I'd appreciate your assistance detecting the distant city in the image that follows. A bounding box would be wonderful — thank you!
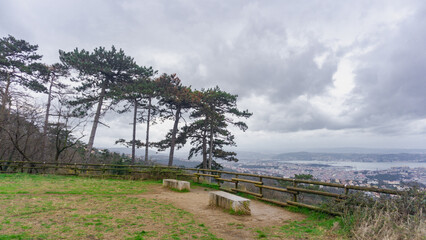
[108,147,426,190]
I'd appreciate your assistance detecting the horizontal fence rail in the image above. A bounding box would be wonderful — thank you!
[0,160,407,215]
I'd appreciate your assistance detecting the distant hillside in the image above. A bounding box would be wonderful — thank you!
[234,151,276,160]
[105,147,200,168]
[105,147,426,165]
[273,152,426,162]
[106,147,163,158]
[293,147,426,154]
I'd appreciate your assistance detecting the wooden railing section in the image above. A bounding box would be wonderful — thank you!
[188,168,405,215]
[0,160,405,215]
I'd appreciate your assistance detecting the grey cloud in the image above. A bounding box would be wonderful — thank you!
[1,0,426,149]
[348,5,426,132]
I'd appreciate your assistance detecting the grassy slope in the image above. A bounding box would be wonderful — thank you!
[0,174,219,240]
[0,174,348,240]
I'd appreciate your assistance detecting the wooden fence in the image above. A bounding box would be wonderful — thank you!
[0,160,405,215]
[0,160,184,179]
[186,168,404,215]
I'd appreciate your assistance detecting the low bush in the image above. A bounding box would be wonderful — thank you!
[326,188,425,240]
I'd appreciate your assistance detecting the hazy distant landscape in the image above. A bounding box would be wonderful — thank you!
[107,147,426,185]
[107,147,426,165]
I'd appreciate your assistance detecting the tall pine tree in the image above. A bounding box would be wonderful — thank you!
[59,46,154,162]
[184,87,252,169]
[0,35,46,123]
[155,73,199,166]
[114,76,160,164]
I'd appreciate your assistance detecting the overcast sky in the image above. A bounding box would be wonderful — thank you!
[1,0,425,153]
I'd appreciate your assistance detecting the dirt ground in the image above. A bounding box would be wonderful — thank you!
[142,184,306,240]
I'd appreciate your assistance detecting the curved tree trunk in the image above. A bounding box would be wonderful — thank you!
[85,85,106,163]
[168,107,181,166]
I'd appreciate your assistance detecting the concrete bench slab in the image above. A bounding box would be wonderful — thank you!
[209,191,251,215]
[162,179,190,191]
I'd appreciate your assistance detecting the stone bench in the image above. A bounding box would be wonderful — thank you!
[162,179,190,191]
[209,191,251,215]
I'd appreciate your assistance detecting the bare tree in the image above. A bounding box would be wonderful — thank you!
[48,96,85,164]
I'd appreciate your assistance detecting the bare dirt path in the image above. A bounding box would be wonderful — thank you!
[141,184,306,240]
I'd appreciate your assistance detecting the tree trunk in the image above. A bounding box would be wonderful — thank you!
[168,106,181,166]
[202,130,207,169]
[144,97,151,162]
[208,127,213,169]
[42,77,54,162]
[0,72,11,125]
[85,85,106,163]
[131,100,137,164]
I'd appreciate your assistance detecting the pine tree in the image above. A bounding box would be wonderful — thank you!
[155,73,199,166]
[113,76,159,164]
[59,46,154,163]
[0,35,46,122]
[184,87,252,169]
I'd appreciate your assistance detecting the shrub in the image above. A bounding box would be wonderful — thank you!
[326,188,425,240]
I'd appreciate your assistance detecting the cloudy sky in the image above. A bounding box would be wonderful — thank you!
[1,0,425,153]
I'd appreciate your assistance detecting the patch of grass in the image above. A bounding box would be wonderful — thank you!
[169,188,190,193]
[0,233,30,240]
[0,173,156,195]
[279,206,347,239]
[191,181,220,190]
[0,173,219,240]
[129,230,158,239]
[256,230,267,238]
[226,208,248,216]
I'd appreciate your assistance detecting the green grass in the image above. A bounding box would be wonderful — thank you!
[245,207,347,239]
[1,174,352,239]
[190,181,220,190]
[0,173,220,240]
[0,173,162,195]
[256,230,267,238]
[169,187,190,193]
[278,206,347,239]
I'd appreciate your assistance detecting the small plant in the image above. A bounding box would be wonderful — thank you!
[169,187,190,193]
[191,181,220,190]
[226,208,249,216]
[256,230,267,238]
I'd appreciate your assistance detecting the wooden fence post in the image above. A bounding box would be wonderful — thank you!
[293,179,298,202]
[343,184,349,203]
[43,162,46,175]
[74,163,77,176]
[196,169,200,183]
[235,174,239,189]
[259,177,263,197]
